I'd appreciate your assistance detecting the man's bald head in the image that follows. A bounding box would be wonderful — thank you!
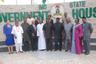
[31,18,35,24]
[66,17,71,23]
[64,12,68,18]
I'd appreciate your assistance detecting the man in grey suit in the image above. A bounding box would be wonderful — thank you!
[82,17,93,55]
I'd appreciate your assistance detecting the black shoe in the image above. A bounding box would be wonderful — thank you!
[40,49,45,51]
[84,52,90,55]
[59,49,62,51]
[32,50,35,51]
[19,51,24,53]
[54,49,58,51]
[50,49,53,51]
[65,50,68,52]
[47,49,49,51]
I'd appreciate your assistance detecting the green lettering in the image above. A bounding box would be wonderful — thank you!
[86,8,92,18]
[0,13,2,23]
[14,12,20,21]
[8,13,14,22]
[79,8,85,18]
[1,13,8,22]
[93,7,96,18]
[72,9,78,19]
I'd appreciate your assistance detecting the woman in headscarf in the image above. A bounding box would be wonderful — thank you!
[71,19,83,54]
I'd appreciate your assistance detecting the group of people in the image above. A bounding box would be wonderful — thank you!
[3,14,93,55]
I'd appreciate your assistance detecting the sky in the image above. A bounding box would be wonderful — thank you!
[0,0,84,5]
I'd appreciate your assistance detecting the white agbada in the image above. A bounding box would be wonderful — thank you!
[11,25,24,52]
[37,23,46,50]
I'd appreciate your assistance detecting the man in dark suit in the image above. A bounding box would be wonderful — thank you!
[21,19,30,51]
[43,15,53,51]
[53,17,63,51]
[27,19,38,51]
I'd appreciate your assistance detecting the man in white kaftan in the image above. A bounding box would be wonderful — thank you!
[37,22,46,50]
[11,21,24,53]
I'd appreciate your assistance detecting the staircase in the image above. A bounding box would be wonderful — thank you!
[0,38,96,52]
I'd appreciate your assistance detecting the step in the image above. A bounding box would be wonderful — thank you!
[0,43,95,52]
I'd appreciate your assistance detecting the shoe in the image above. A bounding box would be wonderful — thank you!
[54,49,57,51]
[10,52,14,54]
[20,51,24,53]
[40,49,45,51]
[16,52,19,54]
[59,49,62,51]
[84,52,90,55]
[47,49,49,51]
[65,50,68,52]
[8,52,11,54]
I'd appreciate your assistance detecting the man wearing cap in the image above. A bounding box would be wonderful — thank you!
[11,21,24,53]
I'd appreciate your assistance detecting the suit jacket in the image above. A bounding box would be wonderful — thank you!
[53,22,63,39]
[21,23,30,42]
[43,22,53,39]
[27,25,36,39]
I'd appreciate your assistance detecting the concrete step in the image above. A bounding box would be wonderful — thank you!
[0,43,95,52]
[0,38,96,52]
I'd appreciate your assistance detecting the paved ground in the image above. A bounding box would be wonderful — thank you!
[0,50,96,64]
